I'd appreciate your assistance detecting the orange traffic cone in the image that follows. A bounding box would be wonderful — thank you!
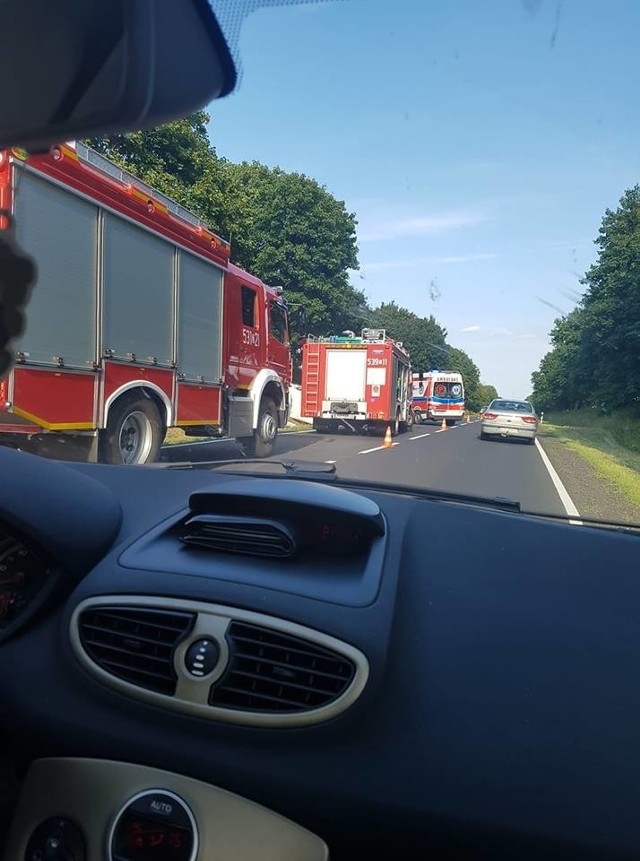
[441,417,447,430]
[466,413,471,423]
[383,426,393,448]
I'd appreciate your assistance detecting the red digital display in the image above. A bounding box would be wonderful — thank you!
[113,812,192,860]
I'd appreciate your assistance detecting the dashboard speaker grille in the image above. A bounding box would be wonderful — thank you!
[78,607,195,695]
[210,621,356,713]
[181,515,296,558]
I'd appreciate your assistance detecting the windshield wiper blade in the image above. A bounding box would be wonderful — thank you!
[149,458,338,481]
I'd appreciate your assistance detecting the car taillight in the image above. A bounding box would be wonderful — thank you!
[521,416,537,424]
[483,412,498,420]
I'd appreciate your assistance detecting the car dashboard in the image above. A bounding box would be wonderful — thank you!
[0,445,639,859]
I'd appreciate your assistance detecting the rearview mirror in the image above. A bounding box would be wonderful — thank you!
[0,0,236,151]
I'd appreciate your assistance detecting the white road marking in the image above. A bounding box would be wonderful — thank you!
[358,443,398,454]
[534,438,582,524]
[409,432,431,440]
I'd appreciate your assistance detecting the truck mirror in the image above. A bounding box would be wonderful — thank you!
[291,306,306,335]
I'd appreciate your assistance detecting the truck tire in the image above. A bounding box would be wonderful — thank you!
[244,396,278,458]
[413,410,422,425]
[446,418,456,427]
[400,410,413,433]
[99,395,164,465]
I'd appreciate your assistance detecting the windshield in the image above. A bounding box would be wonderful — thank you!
[431,382,464,401]
[3,0,640,528]
[490,401,534,414]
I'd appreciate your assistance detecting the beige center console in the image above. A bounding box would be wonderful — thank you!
[6,758,328,860]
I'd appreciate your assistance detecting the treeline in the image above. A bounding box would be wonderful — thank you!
[89,111,493,410]
[531,186,640,415]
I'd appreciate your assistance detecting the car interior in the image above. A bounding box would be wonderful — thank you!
[2,3,640,861]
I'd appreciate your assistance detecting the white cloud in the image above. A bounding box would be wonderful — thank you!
[461,325,481,333]
[360,252,497,272]
[358,211,486,242]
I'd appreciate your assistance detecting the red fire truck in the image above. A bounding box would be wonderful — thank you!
[301,329,412,435]
[0,143,293,464]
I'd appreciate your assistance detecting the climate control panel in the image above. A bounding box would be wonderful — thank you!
[5,759,328,861]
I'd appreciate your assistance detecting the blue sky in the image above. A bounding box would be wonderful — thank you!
[209,0,640,396]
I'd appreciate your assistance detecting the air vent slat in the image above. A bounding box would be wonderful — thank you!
[85,610,189,633]
[78,607,195,695]
[231,632,348,666]
[230,668,341,698]
[80,639,172,665]
[181,515,296,559]
[210,621,356,714]
[96,658,178,684]
[80,623,178,649]
[234,653,350,683]
[214,684,319,711]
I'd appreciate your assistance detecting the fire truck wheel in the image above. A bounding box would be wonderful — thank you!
[99,396,164,465]
[245,396,278,458]
[413,410,422,425]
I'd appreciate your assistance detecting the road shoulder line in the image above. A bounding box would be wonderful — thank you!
[535,437,581,522]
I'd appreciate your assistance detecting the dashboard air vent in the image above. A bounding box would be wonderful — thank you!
[78,607,195,695]
[210,621,356,713]
[181,515,296,558]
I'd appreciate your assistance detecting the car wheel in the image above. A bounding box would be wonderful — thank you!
[99,394,164,465]
[480,431,489,441]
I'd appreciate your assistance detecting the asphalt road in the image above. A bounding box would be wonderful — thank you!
[160,420,570,517]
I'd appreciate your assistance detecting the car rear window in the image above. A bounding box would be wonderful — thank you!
[490,400,533,413]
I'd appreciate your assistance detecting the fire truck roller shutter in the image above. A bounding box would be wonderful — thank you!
[102,213,175,368]
[13,168,98,369]
[176,250,223,383]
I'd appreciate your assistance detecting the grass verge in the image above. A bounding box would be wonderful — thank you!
[163,428,208,445]
[163,419,312,446]
[542,410,640,509]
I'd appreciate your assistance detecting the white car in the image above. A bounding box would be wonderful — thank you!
[480,399,539,444]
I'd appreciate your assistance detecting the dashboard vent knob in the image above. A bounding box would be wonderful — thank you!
[210,621,356,713]
[180,515,296,558]
[78,607,195,695]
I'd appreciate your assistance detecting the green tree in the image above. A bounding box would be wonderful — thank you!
[368,302,448,371]
[220,160,363,334]
[476,383,499,407]
[532,186,640,416]
[579,186,640,412]
[447,346,481,411]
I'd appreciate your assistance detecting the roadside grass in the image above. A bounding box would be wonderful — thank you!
[542,409,640,509]
[163,428,208,445]
[280,418,313,433]
[163,418,312,446]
